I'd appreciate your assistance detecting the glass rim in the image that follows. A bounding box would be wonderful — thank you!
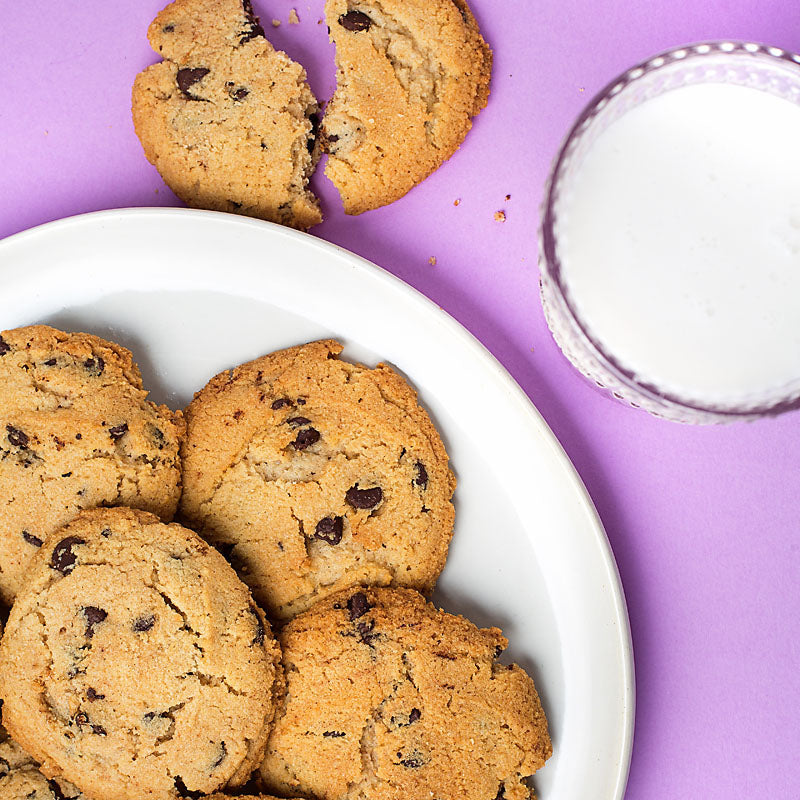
[539,40,800,420]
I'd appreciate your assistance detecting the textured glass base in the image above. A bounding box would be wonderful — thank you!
[539,42,800,424]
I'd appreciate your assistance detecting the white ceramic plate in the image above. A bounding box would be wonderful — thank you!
[0,209,633,800]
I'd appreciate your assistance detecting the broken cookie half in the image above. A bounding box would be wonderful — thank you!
[132,0,322,230]
[322,0,492,214]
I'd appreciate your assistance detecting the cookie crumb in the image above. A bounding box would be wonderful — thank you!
[429,256,437,266]
[453,198,461,206]
[505,194,511,201]
[579,87,585,93]
[494,211,506,223]
[271,18,281,27]
[289,8,300,23]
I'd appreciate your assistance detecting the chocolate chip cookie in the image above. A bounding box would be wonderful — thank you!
[259,587,552,800]
[0,729,85,800]
[133,0,322,230]
[0,507,282,800]
[323,0,492,213]
[179,340,455,621]
[0,325,184,609]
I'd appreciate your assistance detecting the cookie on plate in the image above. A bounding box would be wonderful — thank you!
[0,730,86,800]
[322,0,492,214]
[259,587,552,800]
[133,0,322,230]
[179,340,456,621]
[0,507,282,800]
[0,325,183,609]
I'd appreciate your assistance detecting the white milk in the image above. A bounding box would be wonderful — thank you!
[555,82,800,406]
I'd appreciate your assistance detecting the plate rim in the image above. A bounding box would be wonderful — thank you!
[0,207,635,799]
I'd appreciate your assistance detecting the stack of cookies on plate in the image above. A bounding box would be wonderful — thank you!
[0,325,552,800]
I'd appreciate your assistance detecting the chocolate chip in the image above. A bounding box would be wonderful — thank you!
[211,741,227,769]
[148,424,165,449]
[73,711,89,727]
[163,23,175,32]
[133,614,155,632]
[339,10,372,31]
[228,84,249,101]
[414,461,428,488]
[82,606,108,638]
[286,416,311,427]
[356,619,377,645]
[308,113,320,154]
[0,757,9,777]
[44,358,57,366]
[101,528,112,538]
[22,530,43,547]
[75,433,82,439]
[292,427,320,450]
[409,707,421,723]
[239,1,266,43]
[176,67,210,99]
[0,336,9,355]
[47,779,68,800]
[250,606,265,646]
[271,398,293,410]
[399,752,425,768]
[87,687,105,701]
[50,536,85,575]
[347,592,370,620]
[6,425,29,448]
[314,516,344,545]
[345,485,382,509]
[296,397,306,405]
[494,644,504,658]
[239,20,265,42]
[174,777,203,800]
[83,357,104,376]
[495,785,505,800]
[91,724,107,736]
[108,423,128,441]
[323,730,346,737]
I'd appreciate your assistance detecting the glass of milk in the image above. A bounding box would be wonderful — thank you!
[539,42,800,423]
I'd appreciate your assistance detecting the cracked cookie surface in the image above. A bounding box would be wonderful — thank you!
[0,507,282,800]
[179,340,455,622]
[133,0,322,230]
[0,727,85,800]
[259,587,552,800]
[323,0,492,214]
[0,325,184,609]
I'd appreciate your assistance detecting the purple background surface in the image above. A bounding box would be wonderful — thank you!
[2,1,800,797]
